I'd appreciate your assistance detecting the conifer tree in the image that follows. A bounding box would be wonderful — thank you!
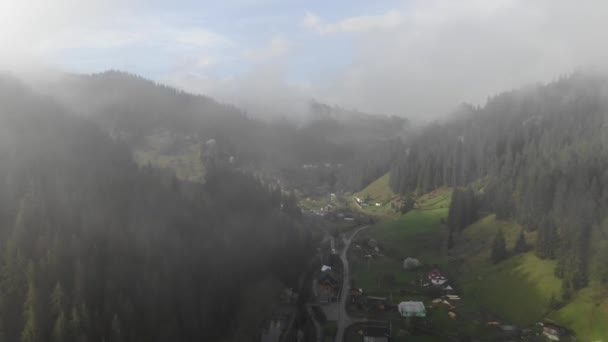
[21,263,40,342]
[514,229,527,254]
[491,228,507,263]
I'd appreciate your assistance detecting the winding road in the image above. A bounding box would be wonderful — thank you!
[335,225,369,342]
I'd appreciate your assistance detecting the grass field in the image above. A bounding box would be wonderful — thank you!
[550,283,608,341]
[447,215,560,325]
[355,172,395,202]
[133,133,205,182]
[453,214,532,271]
[461,252,561,325]
[323,321,337,342]
[353,172,401,216]
[367,189,451,264]
[350,257,423,296]
[348,174,608,340]
[350,189,451,298]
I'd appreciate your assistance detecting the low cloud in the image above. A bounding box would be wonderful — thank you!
[6,0,608,123]
[303,10,404,34]
[243,37,289,61]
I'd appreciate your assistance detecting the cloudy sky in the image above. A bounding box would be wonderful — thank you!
[2,0,608,120]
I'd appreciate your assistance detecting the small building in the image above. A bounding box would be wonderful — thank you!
[403,257,422,270]
[350,288,363,296]
[350,288,364,304]
[428,269,448,285]
[318,272,339,302]
[499,325,521,339]
[398,301,426,317]
[362,325,390,342]
[542,322,567,341]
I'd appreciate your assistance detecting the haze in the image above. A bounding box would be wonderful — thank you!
[2,0,608,119]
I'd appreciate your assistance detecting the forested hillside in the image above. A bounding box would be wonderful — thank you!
[389,73,608,300]
[0,76,311,342]
[39,71,406,192]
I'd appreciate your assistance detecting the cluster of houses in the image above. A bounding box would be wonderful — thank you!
[353,196,382,208]
[317,265,339,304]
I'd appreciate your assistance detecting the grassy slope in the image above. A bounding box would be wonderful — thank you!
[133,134,205,182]
[454,215,562,325]
[353,172,400,216]
[550,284,608,340]
[456,217,608,340]
[355,172,395,202]
[353,172,608,339]
[351,189,451,296]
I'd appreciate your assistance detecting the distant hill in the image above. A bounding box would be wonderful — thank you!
[0,75,316,342]
[33,71,406,191]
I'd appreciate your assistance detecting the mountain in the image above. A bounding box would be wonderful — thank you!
[385,72,608,339]
[35,71,407,192]
[0,75,312,342]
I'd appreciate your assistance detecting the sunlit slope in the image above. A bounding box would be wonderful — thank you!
[358,183,608,340]
[550,285,608,341]
[355,172,395,202]
[132,132,205,182]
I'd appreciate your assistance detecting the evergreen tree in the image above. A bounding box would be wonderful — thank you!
[21,263,40,342]
[491,229,507,263]
[400,195,415,214]
[111,314,123,342]
[51,311,67,342]
[50,283,64,317]
[447,231,455,250]
[447,189,463,232]
[536,218,558,259]
[513,229,528,254]
[0,318,6,342]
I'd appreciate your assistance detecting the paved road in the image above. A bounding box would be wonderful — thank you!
[335,225,369,342]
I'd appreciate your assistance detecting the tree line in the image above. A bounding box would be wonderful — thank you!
[0,77,312,342]
[389,73,608,299]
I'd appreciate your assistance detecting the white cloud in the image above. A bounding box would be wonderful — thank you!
[185,0,608,121]
[243,37,289,60]
[303,0,608,120]
[195,56,215,68]
[173,28,228,48]
[303,9,404,34]
[0,0,229,71]
[7,0,608,123]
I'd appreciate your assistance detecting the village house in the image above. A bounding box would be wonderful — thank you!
[542,321,567,341]
[350,288,363,304]
[361,325,390,342]
[403,257,422,270]
[318,272,339,303]
[398,301,426,317]
[428,269,448,286]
